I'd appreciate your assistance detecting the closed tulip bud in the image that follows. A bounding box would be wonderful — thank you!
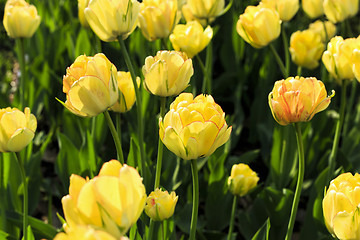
[159,93,232,160]
[302,0,324,19]
[78,0,90,28]
[84,0,140,42]
[308,20,336,43]
[169,21,213,58]
[3,0,41,38]
[61,53,118,117]
[289,30,325,69]
[142,51,193,97]
[236,5,281,48]
[145,188,178,221]
[228,164,259,197]
[323,173,360,240]
[186,0,225,22]
[62,160,146,238]
[110,71,140,113]
[322,36,359,82]
[268,76,334,126]
[323,0,359,23]
[54,225,119,240]
[181,4,208,27]
[138,0,180,41]
[260,0,299,21]
[0,107,36,152]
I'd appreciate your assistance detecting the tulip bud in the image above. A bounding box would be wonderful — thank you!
[142,51,193,97]
[268,76,334,126]
[236,5,281,48]
[289,30,324,69]
[185,0,225,22]
[145,188,178,221]
[109,71,140,113]
[323,0,359,23]
[159,93,232,160]
[323,173,360,240]
[60,53,118,117]
[84,0,140,41]
[3,0,41,38]
[78,0,90,28]
[302,0,324,19]
[169,21,213,58]
[308,20,336,43]
[260,0,299,22]
[228,164,259,197]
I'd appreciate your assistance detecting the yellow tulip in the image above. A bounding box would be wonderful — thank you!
[323,0,359,23]
[289,30,325,69]
[322,36,359,82]
[308,20,337,43]
[78,0,90,27]
[145,188,178,221]
[142,51,193,97]
[323,172,360,240]
[84,0,140,41]
[260,0,299,21]
[54,225,119,240]
[181,4,208,27]
[159,93,232,160]
[236,5,281,48]
[138,0,180,41]
[62,160,146,238]
[61,53,118,117]
[169,21,213,58]
[228,163,259,197]
[302,0,324,19]
[3,0,41,38]
[185,0,225,22]
[0,107,36,153]
[109,71,140,113]
[352,47,360,83]
[268,76,334,126]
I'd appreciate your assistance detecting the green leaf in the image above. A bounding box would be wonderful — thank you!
[21,226,34,240]
[251,219,270,240]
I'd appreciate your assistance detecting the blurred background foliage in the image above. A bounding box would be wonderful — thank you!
[0,0,360,239]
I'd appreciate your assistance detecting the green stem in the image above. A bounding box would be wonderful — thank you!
[281,25,290,78]
[269,43,287,79]
[204,42,213,94]
[327,80,347,183]
[189,159,199,240]
[162,221,166,240]
[285,123,305,240]
[0,154,5,231]
[103,111,124,164]
[227,195,237,240]
[297,66,302,77]
[154,97,166,189]
[118,37,147,185]
[342,80,356,137]
[16,38,26,109]
[14,152,28,240]
[148,219,155,240]
[195,55,206,94]
[161,38,168,50]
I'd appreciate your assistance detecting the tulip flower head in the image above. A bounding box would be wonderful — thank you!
[61,53,118,117]
[302,0,324,19]
[308,20,336,43]
[169,21,213,58]
[109,71,140,113]
[54,225,119,240]
[323,0,359,23]
[181,4,208,27]
[323,172,360,240]
[159,93,232,160]
[352,47,360,83]
[260,0,299,22]
[78,0,90,27]
[84,0,140,41]
[185,0,225,23]
[145,188,178,221]
[228,163,259,197]
[0,107,36,153]
[61,160,146,239]
[236,5,281,48]
[3,0,41,38]
[268,76,334,126]
[142,51,194,97]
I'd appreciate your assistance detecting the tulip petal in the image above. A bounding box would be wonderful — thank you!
[7,128,34,152]
[99,160,122,177]
[69,174,87,203]
[333,209,360,240]
[162,127,188,159]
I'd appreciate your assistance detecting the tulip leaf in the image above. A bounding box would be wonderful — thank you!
[21,226,35,240]
[251,219,270,240]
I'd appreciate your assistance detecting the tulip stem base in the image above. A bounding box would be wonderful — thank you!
[227,195,237,240]
[104,111,124,164]
[189,159,199,240]
[285,123,305,240]
[154,97,166,190]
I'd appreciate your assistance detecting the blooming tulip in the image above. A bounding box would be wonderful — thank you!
[323,172,360,240]
[181,4,208,27]
[3,0,41,38]
[289,30,324,69]
[110,71,140,113]
[54,225,119,240]
[236,5,281,48]
[260,0,299,21]
[302,0,324,19]
[84,0,140,41]
[308,20,336,43]
[323,0,359,23]
[78,0,90,27]
[61,53,118,117]
[159,93,232,160]
[145,188,178,221]
[142,51,193,97]
[268,76,334,126]
[185,0,225,22]
[138,0,180,41]
[61,160,146,238]
[169,21,213,58]
[228,164,259,197]
[0,107,36,152]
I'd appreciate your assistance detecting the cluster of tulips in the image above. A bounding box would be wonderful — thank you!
[2,0,360,239]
